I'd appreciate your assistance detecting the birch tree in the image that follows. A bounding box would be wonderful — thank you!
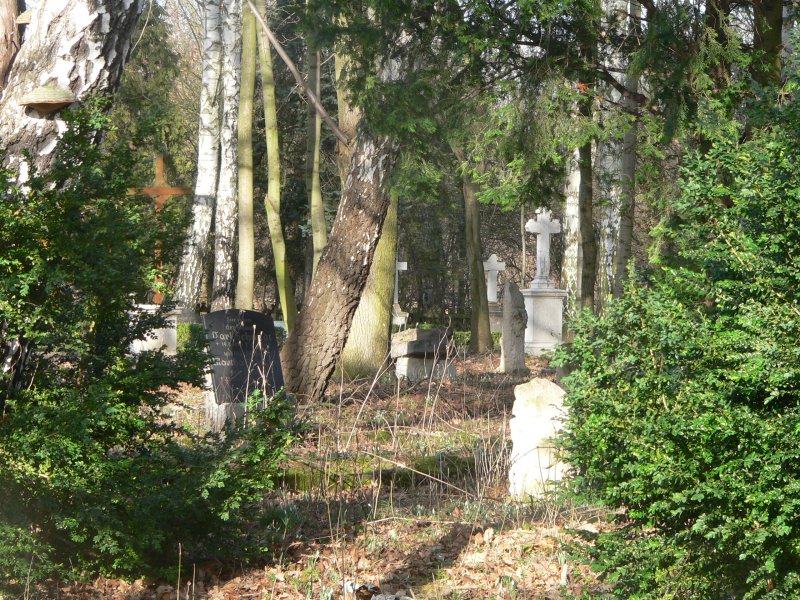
[0,0,143,178]
[0,0,17,89]
[174,0,222,309]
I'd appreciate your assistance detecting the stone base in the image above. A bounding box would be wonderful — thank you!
[521,288,568,356]
[130,305,200,355]
[395,356,457,383]
[488,302,503,333]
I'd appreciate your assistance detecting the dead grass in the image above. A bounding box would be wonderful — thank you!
[50,352,611,600]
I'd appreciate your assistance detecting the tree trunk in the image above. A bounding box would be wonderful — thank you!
[612,0,639,297]
[306,45,326,276]
[0,0,18,89]
[561,147,582,305]
[281,130,399,401]
[340,194,398,379]
[752,0,783,84]
[578,135,596,311]
[456,153,492,353]
[236,2,256,310]
[0,0,144,178]
[257,6,297,330]
[334,50,362,188]
[210,0,241,312]
[174,0,222,310]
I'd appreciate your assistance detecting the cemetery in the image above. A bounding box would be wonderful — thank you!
[1,1,798,599]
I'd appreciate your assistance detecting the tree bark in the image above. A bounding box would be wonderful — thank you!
[210,0,241,312]
[0,0,144,178]
[281,130,399,401]
[0,0,18,89]
[453,148,492,353]
[236,2,256,310]
[340,194,398,379]
[257,5,297,331]
[752,0,783,84]
[578,136,597,311]
[561,147,582,304]
[174,0,222,310]
[334,50,362,188]
[306,45,327,276]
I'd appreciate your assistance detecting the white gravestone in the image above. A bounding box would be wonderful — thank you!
[482,254,506,303]
[522,209,568,355]
[508,378,568,499]
[497,282,529,375]
[525,208,561,289]
[392,260,409,326]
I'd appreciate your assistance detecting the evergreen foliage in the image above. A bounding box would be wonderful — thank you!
[0,105,296,590]
[557,78,800,597]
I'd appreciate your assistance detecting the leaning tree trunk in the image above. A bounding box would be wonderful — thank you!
[0,0,144,178]
[340,194,398,379]
[281,130,399,401]
[0,0,18,89]
[210,0,241,312]
[174,0,222,309]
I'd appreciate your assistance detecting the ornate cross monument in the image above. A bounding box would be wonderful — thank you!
[521,208,568,356]
[525,208,561,289]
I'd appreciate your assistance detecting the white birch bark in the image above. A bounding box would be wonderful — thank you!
[0,0,144,178]
[209,0,241,312]
[561,147,582,309]
[0,0,18,89]
[174,0,222,309]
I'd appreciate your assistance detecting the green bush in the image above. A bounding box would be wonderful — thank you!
[556,89,800,598]
[0,103,296,591]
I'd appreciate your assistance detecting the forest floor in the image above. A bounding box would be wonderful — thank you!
[54,351,612,600]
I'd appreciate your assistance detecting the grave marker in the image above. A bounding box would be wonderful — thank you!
[482,254,506,304]
[524,208,561,288]
[203,309,284,405]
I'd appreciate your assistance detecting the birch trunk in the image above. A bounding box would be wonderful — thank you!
[306,46,326,276]
[561,148,582,307]
[210,0,241,312]
[0,0,144,178]
[0,0,17,89]
[236,2,255,310]
[257,7,297,330]
[174,0,222,309]
[281,129,399,401]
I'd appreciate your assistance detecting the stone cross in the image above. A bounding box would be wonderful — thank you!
[482,254,506,304]
[525,208,561,287]
[394,261,408,305]
[128,154,191,303]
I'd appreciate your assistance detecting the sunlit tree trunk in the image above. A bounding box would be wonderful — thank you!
[561,148,582,306]
[334,51,362,188]
[210,0,241,311]
[281,129,399,401]
[306,45,326,275]
[236,2,256,310]
[174,0,222,309]
[0,0,17,89]
[257,3,297,330]
[340,194,398,378]
[0,0,143,177]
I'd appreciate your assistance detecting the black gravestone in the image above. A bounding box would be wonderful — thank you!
[202,309,285,404]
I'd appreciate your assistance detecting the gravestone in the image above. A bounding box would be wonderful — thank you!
[508,378,567,499]
[391,327,456,383]
[392,260,409,327]
[522,208,568,355]
[483,254,506,332]
[202,309,284,406]
[497,282,529,375]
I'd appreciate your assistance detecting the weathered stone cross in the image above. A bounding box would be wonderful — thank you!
[128,154,191,303]
[525,208,561,288]
[482,254,506,303]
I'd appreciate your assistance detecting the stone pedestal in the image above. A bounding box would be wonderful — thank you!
[508,378,567,499]
[130,305,200,355]
[488,301,503,333]
[391,328,455,383]
[521,288,567,356]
